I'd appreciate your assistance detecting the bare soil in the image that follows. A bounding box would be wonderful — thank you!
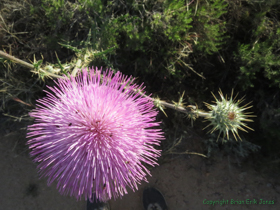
[0,121,279,210]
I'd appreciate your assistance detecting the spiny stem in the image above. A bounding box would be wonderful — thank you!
[131,85,209,118]
[0,50,211,118]
[0,50,34,69]
[154,99,209,118]
[0,50,64,79]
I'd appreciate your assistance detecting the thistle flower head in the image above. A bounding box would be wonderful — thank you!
[27,67,164,202]
[203,89,255,141]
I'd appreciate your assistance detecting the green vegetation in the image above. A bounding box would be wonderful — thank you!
[236,20,280,89]
[1,0,280,162]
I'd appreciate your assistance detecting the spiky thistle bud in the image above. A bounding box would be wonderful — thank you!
[203,89,255,141]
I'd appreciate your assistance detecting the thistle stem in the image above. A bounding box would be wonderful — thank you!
[136,89,209,118]
[158,99,209,118]
[0,50,34,69]
[0,50,209,118]
[0,50,65,79]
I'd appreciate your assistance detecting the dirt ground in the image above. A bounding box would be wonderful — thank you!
[0,121,279,210]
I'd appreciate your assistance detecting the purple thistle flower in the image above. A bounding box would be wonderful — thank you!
[27,67,164,202]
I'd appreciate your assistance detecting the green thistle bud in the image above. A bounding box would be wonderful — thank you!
[203,89,256,141]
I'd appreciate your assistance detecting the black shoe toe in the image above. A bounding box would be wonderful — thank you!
[86,198,110,210]
[143,187,168,210]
